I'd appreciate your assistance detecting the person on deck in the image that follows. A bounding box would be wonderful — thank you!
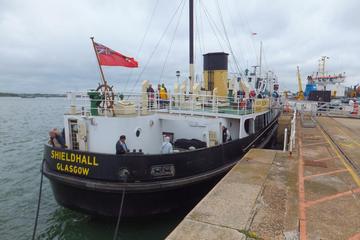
[160,136,173,154]
[157,84,161,108]
[159,84,168,108]
[222,126,232,143]
[162,83,168,93]
[116,135,130,154]
[147,84,155,110]
[48,128,66,148]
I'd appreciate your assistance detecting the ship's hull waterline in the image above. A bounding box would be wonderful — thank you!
[43,114,279,218]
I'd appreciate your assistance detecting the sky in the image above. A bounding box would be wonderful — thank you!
[0,0,359,93]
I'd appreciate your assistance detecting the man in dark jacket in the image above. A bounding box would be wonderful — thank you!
[48,128,66,148]
[116,135,129,154]
[222,126,231,143]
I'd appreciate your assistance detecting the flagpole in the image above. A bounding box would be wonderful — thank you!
[91,37,114,116]
[90,37,107,86]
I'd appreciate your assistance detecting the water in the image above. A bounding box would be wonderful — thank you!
[0,97,183,240]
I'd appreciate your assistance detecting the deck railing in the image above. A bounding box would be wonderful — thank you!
[66,91,279,118]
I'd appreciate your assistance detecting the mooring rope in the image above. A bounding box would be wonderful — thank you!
[31,159,45,240]
[112,170,129,240]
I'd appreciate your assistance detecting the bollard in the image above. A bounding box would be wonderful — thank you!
[289,134,293,155]
[283,128,288,152]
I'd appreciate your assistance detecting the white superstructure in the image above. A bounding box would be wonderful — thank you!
[63,91,277,154]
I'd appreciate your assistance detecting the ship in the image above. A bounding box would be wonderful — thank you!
[42,0,281,218]
[305,56,346,101]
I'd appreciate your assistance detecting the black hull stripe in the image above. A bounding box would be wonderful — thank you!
[43,160,236,193]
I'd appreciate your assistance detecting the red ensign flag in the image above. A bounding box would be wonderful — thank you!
[94,42,138,68]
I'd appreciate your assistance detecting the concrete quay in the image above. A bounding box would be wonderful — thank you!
[167,116,360,240]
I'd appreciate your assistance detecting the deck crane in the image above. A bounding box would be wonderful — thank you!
[296,66,305,100]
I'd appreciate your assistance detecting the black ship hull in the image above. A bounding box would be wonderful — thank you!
[43,113,279,218]
[45,166,227,217]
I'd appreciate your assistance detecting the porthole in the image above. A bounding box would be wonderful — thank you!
[135,128,142,137]
[244,118,254,135]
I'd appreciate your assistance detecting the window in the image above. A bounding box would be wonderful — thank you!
[69,119,79,150]
[255,114,265,132]
[244,118,254,135]
[135,128,141,137]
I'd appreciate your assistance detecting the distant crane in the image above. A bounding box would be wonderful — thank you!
[296,66,305,100]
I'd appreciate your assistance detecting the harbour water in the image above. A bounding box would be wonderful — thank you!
[0,97,184,240]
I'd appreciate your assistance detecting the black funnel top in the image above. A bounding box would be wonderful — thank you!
[203,52,229,71]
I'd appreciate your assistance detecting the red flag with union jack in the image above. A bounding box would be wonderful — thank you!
[94,42,138,68]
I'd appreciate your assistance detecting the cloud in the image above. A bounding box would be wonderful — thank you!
[0,0,359,93]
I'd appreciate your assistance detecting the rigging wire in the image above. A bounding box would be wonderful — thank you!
[199,1,239,75]
[194,0,199,69]
[159,0,186,85]
[195,0,204,54]
[199,0,244,75]
[130,0,185,92]
[194,0,203,80]
[199,0,225,52]
[124,0,159,92]
[215,0,243,74]
[226,2,259,70]
[261,45,271,73]
[197,0,206,54]
[243,17,260,67]
[223,0,248,73]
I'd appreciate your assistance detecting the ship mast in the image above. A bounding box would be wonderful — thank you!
[259,41,262,76]
[318,56,329,77]
[189,0,194,93]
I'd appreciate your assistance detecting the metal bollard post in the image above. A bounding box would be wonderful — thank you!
[283,128,288,152]
[289,134,293,155]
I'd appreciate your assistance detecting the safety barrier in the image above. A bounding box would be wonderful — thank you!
[65,91,278,118]
[283,109,296,154]
[287,100,360,118]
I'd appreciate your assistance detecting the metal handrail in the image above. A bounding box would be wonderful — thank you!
[65,91,278,118]
[288,100,360,119]
[289,109,296,155]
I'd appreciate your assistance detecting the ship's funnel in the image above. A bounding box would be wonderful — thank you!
[203,52,229,97]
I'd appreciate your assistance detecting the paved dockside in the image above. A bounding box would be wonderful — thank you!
[299,116,360,240]
[166,149,294,240]
[167,115,360,240]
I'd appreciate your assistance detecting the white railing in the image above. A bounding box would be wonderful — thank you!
[316,101,360,118]
[283,127,288,152]
[285,100,360,118]
[66,91,277,118]
[285,109,296,155]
